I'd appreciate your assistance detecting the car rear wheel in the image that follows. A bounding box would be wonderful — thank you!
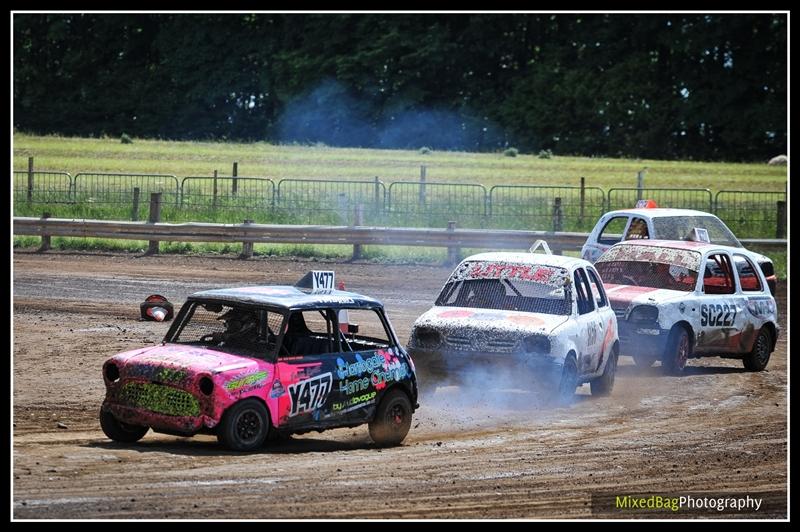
[217,398,270,452]
[662,327,690,375]
[591,349,618,396]
[742,328,772,371]
[369,389,412,447]
[99,408,149,443]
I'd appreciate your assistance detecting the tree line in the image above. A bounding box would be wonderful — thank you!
[14,13,787,161]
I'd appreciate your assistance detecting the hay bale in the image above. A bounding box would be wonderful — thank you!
[768,155,787,165]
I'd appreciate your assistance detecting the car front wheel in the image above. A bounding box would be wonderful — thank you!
[99,408,149,443]
[662,327,690,375]
[217,399,270,452]
[551,355,579,405]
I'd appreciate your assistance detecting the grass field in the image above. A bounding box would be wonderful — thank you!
[13,133,788,191]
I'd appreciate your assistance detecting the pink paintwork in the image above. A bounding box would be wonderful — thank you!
[103,343,305,434]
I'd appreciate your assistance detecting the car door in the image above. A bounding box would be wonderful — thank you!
[572,267,603,375]
[274,309,348,430]
[334,308,407,423]
[695,252,748,354]
[586,266,616,371]
[582,214,632,263]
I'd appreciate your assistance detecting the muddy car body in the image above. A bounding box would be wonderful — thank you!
[595,240,779,374]
[408,248,619,402]
[100,272,418,451]
[580,206,777,295]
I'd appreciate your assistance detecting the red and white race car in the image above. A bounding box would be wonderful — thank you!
[594,240,779,374]
[580,201,777,295]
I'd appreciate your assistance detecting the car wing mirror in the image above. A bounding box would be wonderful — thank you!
[348,323,359,334]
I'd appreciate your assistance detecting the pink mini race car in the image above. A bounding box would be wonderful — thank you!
[100,272,419,451]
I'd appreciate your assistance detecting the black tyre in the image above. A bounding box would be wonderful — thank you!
[554,355,579,405]
[217,398,270,451]
[742,328,773,371]
[662,327,690,375]
[99,408,149,443]
[369,389,413,447]
[591,349,618,396]
[632,353,656,368]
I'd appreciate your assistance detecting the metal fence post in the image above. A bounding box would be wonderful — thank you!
[146,192,162,255]
[636,168,647,201]
[446,221,460,265]
[579,176,586,225]
[419,166,427,207]
[232,161,238,198]
[27,157,34,204]
[352,204,364,260]
[776,201,787,239]
[212,170,218,209]
[38,212,51,252]
[374,176,381,218]
[552,197,563,232]
[240,219,254,259]
[131,187,140,221]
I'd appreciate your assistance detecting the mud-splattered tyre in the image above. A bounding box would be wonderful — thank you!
[662,327,690,375]
[591,349,618,396]
[742,328,772,371]
[217,398,270,452]
[369,389,412,447]
[632,353,656,368]
[553,355,579,405]
[99,408,149,443]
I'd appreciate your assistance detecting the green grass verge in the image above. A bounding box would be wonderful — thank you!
[13,133,788,191]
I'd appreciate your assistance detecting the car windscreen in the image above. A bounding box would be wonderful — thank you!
[167,301,285,359]
[652,216,741,247]
[436,278,572,315]
[595,245,700,292]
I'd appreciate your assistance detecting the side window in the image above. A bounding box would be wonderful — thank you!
[598,216,629,245]
[734,255,763,292]
[573,268,595,315]
[624,217,649,240]
[340,309,393,352]
[586,268,608,308]
[282,310,338,356]
[702,254,736,295]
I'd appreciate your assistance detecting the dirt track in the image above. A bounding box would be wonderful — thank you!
[12,251,788,519]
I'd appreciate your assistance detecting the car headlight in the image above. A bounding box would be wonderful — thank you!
[199,376,214,396]
[413,327,441,348]
[104,362,120,382]
[523,335,551,354]
[629,305,659,322]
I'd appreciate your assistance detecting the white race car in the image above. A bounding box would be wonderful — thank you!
[407,242,619,403]
[594,239,779,374]
[580,202,777,295]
